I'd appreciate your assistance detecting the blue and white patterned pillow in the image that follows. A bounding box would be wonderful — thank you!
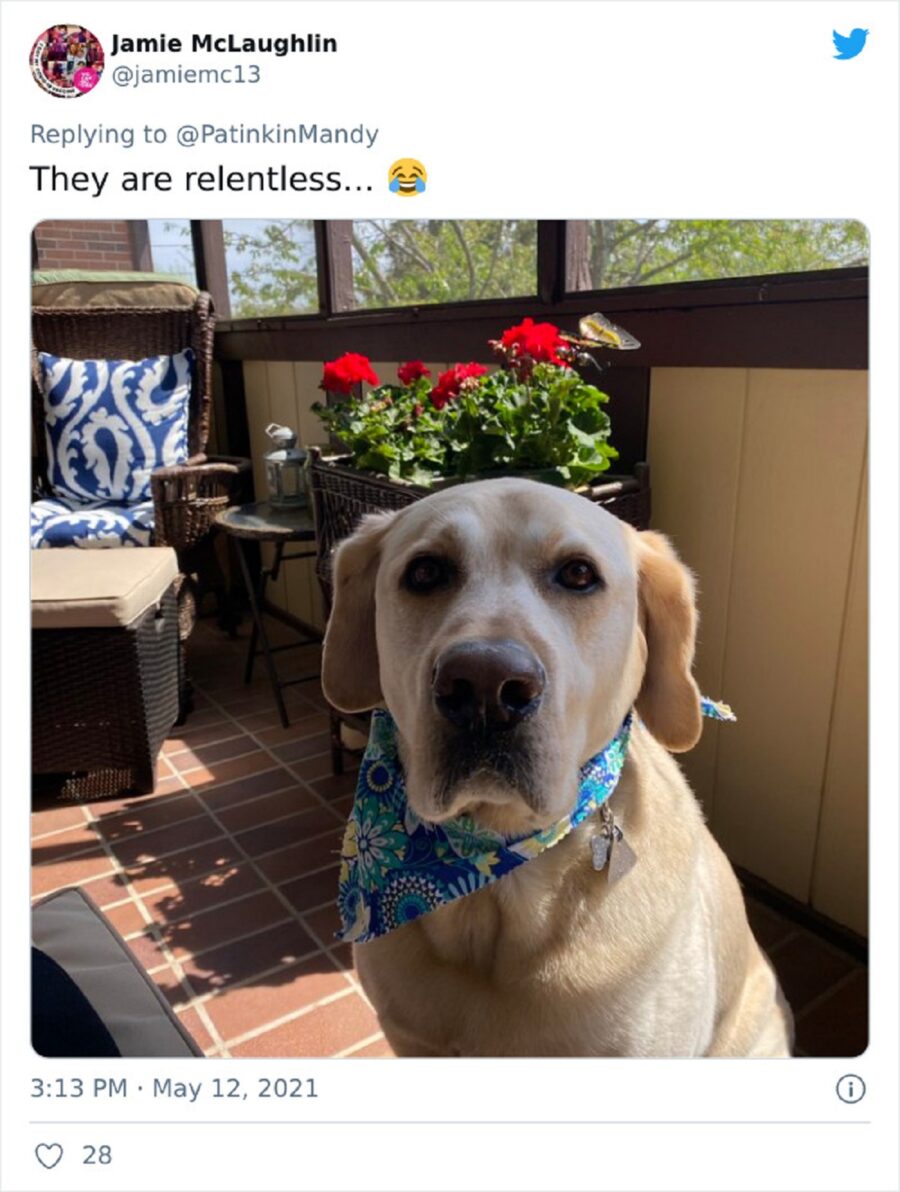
[38,349,193,504]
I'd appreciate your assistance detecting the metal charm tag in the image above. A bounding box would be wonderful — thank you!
[608,830,638,885]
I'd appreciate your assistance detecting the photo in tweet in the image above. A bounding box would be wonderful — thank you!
[29,217,868,1061]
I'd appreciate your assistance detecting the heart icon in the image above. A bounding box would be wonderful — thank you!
[35,1144,63,1170]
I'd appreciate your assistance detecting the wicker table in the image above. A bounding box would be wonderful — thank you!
[216,502,322,728]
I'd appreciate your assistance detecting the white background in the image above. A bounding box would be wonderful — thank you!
[1,2,897,1190]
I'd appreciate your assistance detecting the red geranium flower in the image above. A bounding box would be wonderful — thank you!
[499,317,566,365]
[321,352,379,395]
[429,362,488,410]
[397,360,431,386]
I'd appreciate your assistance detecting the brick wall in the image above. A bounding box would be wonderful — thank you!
[34,221,140,270]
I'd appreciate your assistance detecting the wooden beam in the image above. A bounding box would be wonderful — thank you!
[128,220,153,272]
[214,270,869,371]
[537,221,568,304]
[191,220,231,317]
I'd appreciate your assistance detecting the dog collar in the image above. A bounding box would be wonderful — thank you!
[336,697,735,944]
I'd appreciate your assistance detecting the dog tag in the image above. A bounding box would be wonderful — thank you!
[590,832,613,872]
[608,830,638,885]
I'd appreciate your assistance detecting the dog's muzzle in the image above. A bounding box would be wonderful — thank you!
[432,638,546,731]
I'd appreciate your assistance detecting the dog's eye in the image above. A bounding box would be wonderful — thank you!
[555,558,602,592]
[403,555,452,594]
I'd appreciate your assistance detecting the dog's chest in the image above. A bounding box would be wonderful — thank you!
[419,840,586,976]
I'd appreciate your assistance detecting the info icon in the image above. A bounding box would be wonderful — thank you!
[30,24,105,97]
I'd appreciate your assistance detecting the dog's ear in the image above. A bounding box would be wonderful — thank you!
[634,530,702,752]
[321,510,397,713]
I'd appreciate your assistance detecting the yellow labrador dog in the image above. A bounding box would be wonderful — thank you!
[322,478,792,1057]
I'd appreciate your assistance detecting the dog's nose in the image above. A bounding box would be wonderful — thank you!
[432,639,545,730]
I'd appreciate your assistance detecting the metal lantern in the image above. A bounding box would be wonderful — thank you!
[264,423,308,507]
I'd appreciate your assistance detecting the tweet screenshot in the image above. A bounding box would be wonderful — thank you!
[1,1,897,1189]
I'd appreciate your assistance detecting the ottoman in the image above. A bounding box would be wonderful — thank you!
[32,547,181,799]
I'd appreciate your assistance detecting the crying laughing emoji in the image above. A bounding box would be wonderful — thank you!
[388,158,427,197]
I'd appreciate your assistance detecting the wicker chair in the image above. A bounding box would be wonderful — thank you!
[31,294,238,713]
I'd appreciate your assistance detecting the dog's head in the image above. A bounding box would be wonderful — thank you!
[322,479,701,834]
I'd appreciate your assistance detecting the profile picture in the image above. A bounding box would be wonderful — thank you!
[30,24,104,97]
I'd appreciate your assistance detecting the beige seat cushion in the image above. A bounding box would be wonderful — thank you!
[32,548,179,630]
[32,271,198,310]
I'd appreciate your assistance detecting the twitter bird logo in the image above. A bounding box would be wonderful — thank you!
[833,28,869,59]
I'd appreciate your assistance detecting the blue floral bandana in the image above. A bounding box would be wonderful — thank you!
[337,697,735,944]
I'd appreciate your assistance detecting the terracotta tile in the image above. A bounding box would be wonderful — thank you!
[150,966,189,1007]
[103,901,147,937]
[298,688,329,712]
[279,865,341,916]
[111,812,223,868]
[87,783,189,819]
[770,931,855,1014]
[126,929,169,972]
[348,1036,394,1057]
[215,690,286,714]
[179,920,318,996]
[795,971,868,1057]
[215,784,318,832]
[231,707,291,733]
[169,706,231,732]
[331,795,354,817]
[255,832,343,885]
[152,776,189,796]
[92,792,206,845]
[31,822,101,863]
[272,734,331,764]
[125,837,243,894]
[177,1006,218,1052]
[254,713,331,747]
[309,771,359,803]
[745,899,796,952]
[156,755,176,782]
[289,753,334,782]
[301,901,343,949]
[198,766,297,810]
[31,849,115,897]
[168,734,257,773]
[31,805,87,836]
[163,890,290,959]
[184,751,275,790]
[141,864,263,924]
[163,717,236,754]
[205,954,350,1042]
[233,805,344,859]
[231,992,380,1057]
[329,942,353,971]
[80,872,132,908]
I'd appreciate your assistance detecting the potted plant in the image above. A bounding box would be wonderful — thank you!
[308,316,650,595]
[312,317,628,489]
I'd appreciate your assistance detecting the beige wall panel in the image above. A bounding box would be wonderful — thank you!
[369,362,398,385]
[712,371,867,899]
[282,554,315,625]
[811,453,868,934]
[293,362,329,447]
[647,369,748,818]
[242,361,271,500]
[264,362,299,439]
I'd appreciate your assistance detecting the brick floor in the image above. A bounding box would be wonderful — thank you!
[32,619,867,1058]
